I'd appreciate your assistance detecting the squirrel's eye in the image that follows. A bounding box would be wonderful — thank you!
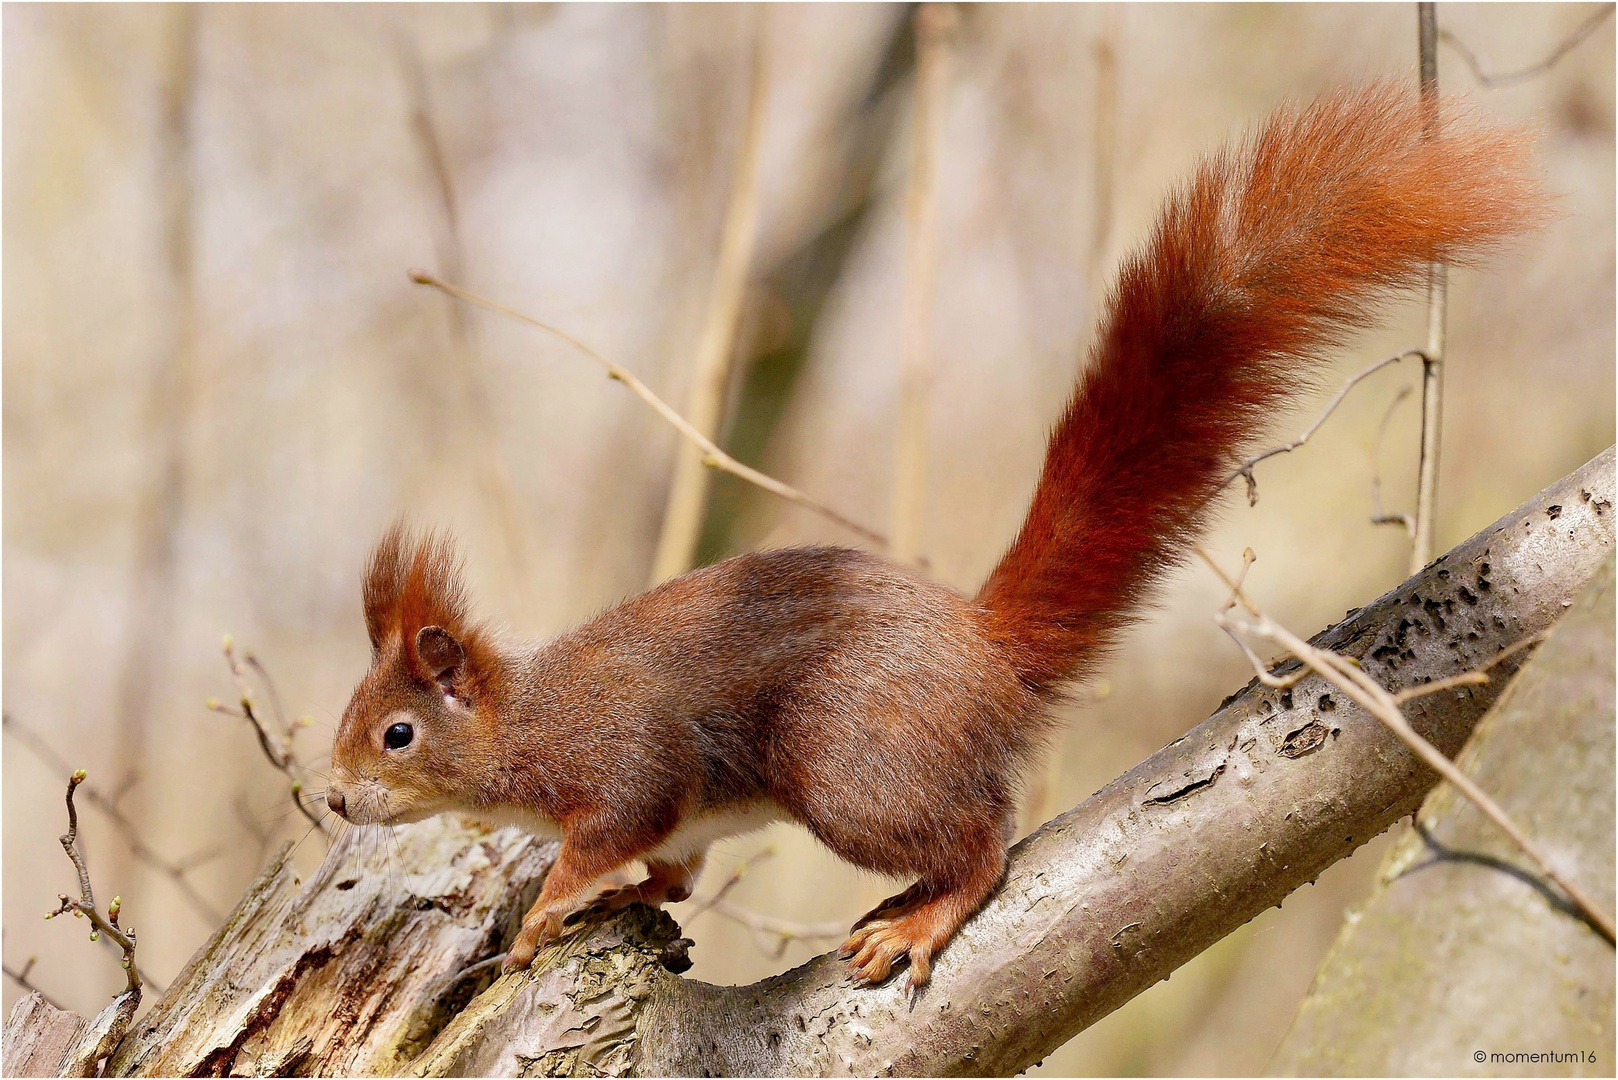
[384,722,414,750]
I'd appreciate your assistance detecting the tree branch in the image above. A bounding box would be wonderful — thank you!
[1440,3,1614,89]
[1223,350,1419,505]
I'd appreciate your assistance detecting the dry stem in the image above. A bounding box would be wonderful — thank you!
[411,272,891,550]
[4,713,225,925]
[683,847,846,959]
[891,3,955,565]
[1369,385,1417,534]
[702,900,848,960]
[1197,546,1616,944]
[1441,3,1614,88]
[209,637,328,838]
[683,846,776,922]
[1224,350,1419,505]
[1411,3,1447,573]
[650,9,773,585]
[43,772,144,996]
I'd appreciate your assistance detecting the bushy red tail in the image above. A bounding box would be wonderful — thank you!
[976,83,1544,694]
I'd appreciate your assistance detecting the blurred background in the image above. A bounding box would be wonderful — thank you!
[4,3,1612,1074]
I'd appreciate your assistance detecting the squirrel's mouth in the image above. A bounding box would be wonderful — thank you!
[327,778,448,827]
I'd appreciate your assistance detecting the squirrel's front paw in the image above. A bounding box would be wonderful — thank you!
[503,908,569,973]
[500,946,534,975]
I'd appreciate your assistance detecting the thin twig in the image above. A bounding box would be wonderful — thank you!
[1197,548,1615,944]
[682,847,843,958]
[1390,630,1549,704]
[3,713,225,924]
[650,8,773,585]
[891,3,955,565]
[410,272,892,550]
[211,638,330,838]
[396,24,535,596]
[243,651,294,746]
[1223,351,1420,505]
[1369,385,1417,534]
[2,956,67,1012]
[1441,4,1614,88]
[684,846,777,922]
[43,771,144,996]
[705,899,848,960]
[1412,3,1447,573]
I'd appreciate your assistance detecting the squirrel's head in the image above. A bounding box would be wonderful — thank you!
[328,523,503,826]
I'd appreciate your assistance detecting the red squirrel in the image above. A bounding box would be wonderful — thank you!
[327,84,1540,992]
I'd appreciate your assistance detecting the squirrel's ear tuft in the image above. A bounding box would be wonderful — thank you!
[361,520,469,653]
[363,519,411,649]
[415,626,465,688]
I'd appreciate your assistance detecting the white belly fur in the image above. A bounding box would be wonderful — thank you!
[466,805,563,842]
[644,802,787,864]
[464,801,786,865]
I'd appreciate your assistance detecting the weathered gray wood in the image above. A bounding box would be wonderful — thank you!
[1267,557,1615,1077]
[106,817,556,1077]
[58,992,139,1079]
[408,906,686,1078]
[3,994,84,1078]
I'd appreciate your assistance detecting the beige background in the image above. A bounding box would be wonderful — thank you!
[4,4,1612,1074]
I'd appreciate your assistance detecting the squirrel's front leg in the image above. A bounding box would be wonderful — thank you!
[503,820,649,973]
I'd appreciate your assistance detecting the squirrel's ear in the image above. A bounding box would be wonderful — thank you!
[415,626,465,689]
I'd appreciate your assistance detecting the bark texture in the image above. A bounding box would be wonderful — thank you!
[3,450,1611,1078]
[2,996,84,1078]
[1267,557,1615,1077]
[105,818,557,1077]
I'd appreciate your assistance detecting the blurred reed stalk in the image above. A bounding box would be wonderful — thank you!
[1022,4,1120,837]
[112,1,200,916]
[1411,0,1447,573]
[650,8,773,586]
[399,24,537,605]
[890,3,956,566]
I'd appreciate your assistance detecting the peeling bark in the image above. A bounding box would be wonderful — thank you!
[4,451,1611,1078]
[3,995,85,1078]
[407,907,686,1078]
[1267,557,1615,1077]
[105,818,556,1077]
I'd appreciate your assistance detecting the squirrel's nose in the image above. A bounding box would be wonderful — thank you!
[327,789,347,817]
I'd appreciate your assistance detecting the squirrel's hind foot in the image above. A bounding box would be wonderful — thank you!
[839,864,1000,993]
